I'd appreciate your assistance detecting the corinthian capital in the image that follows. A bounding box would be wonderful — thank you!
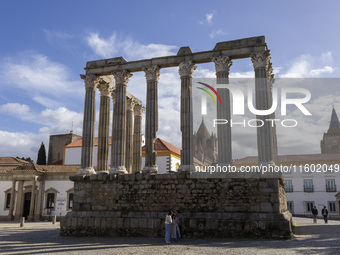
[134,104,145,116]
[112,70,133,86]
[97,78,113,97]
[143,65,161,82]
[80,74,98,89]
[126,97,135,111]
[251,51,271,70]
[212,56,233,74]
[178,61,197,77]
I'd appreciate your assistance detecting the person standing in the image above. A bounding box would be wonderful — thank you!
[171,213,181,242]
[322,206,329,223]
[311,205,318,224]
[175,210,184,240]
[165,211,173,243]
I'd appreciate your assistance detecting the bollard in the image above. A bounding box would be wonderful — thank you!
[52,215,57,224]
[20,217,25,227]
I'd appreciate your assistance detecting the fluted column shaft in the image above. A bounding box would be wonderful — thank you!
[133,105,144,172]
[143,66,160,173]
[178,61,196,171]
[213,56,233,166]
[97,80,112,173]
[251,51,277,165]
[125,98,134,173]
[110,70,132,174]
[77,74,97,176]
[8,180,16,220]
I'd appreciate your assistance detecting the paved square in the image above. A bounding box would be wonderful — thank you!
[0,217,340,255]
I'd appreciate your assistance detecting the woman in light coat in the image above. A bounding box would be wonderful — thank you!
[165,211,173,243]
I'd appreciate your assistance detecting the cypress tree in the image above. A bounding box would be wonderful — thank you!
[37,142,47,165]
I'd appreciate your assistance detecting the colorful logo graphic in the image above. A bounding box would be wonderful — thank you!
[196,82,222,106]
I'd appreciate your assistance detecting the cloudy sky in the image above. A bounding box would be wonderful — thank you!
[0,1,340,161]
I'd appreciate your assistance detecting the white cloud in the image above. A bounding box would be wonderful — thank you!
[0,53,83,108]
[86,33,178,60]
[209,29,227,39]
[200,13,214,25]
[279,52,335,78]
[0,130,44,160]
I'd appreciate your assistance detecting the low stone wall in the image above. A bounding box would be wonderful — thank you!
[60,172,292,238]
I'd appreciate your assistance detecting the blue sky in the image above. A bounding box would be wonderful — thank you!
[0,1,340,161]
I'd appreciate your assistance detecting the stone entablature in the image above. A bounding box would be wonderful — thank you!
[60,172,292,238]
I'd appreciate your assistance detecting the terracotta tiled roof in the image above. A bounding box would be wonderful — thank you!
[65,137,112,148]
[8,162,46,172]
[234,154,340,165]
[141,138,181,155]
[0,157,28,165]
[42,165,79,173]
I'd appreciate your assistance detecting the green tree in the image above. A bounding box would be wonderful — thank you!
[37,142,46,165]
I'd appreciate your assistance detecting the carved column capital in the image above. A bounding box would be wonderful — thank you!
[112,70,133,86]
[126,97,135,111]
[133,104,145,116]
[251,51,271,70]
[143,65,161,82]
[97,78,114,97]
[178,61,197,77]
[80,74,98,89]
[212,56,233,74]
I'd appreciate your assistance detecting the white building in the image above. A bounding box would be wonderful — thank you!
[234,154,340,217]
[0,158,78,221]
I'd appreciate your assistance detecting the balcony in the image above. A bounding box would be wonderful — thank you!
[285,185,293,192]
[304,185,314,192]
[326,184,337,192]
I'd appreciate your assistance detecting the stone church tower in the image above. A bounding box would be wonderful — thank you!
[321,108,340,154]
[193,118,217,165]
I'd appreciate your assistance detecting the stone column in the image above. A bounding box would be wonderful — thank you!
[7,180,16,220]
[133,104,144,172]
[110,70,132,174]
[34,180,43,221]
[142,66,161,173]
[125,97,135,173]
[28,177,36,221]
[251,51,277,165]
[213,56,233,166]
[178,61,197,171]
[14,180,24,221]
[77,74,98,176]
[97,79,113,173]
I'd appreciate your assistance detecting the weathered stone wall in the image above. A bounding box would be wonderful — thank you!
[60,172,292,238]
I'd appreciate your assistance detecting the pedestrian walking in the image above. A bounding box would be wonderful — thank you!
[322,206,328,223]
[311,205,318,224]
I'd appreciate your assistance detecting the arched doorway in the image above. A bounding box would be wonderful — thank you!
[23,192,31,220]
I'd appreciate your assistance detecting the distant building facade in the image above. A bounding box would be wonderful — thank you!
[48,133,81,165]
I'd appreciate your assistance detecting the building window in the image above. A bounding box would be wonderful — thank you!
[68,193,73,209]
[326,179,336,192]
[66,188,74,211]
[329,202,337,213]
[306,201,314,212]
[285,180,293,192]
[46,193,55,209]
[5,193,11,209]
[4,188,13,211]
[304,179,314,192]
[287,201,294,213]
[45,188,58,211]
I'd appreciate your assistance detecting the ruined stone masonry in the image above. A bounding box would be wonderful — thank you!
[61,36,292,238]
